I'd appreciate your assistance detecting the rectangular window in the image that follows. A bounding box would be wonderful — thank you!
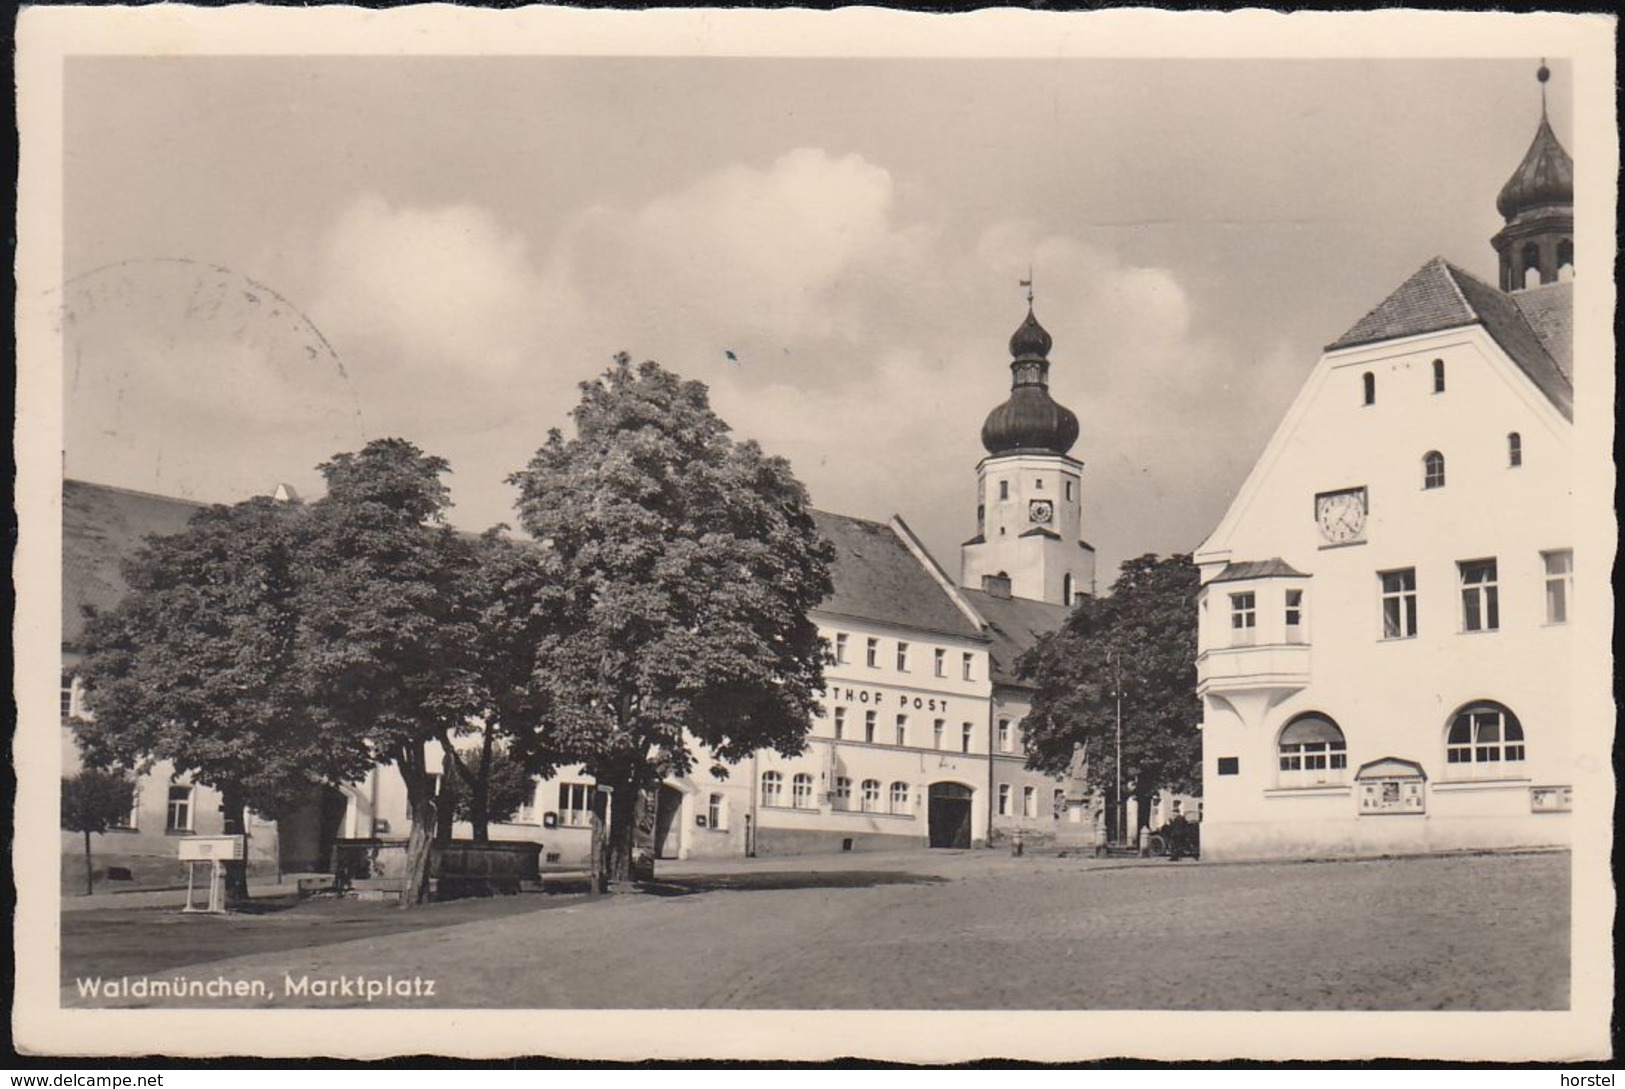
[933,718,945,749]
[1229,592,1257,646]
[833,707,846,740]
[1380,568,1418,639]
[998,480,1009,501]
[1217,757,1240,776]
[1023,786,1038,818]
[865,638,879,668]
[558,782,597,827]
[934,648,946,677]
[1065,480,1074,501]
[1543,550,1573,625]
[997,719,1012,753]
[997,784,1011,816]
[1459,559,1500,632]
[896,642,909,672]
[962,722,974,753]
[832,777,852,810]
[864,710,876,744]
[60,672,76,719]
[834,633,848,664]
[707,793,725,830]
[1284,589,1305,643]
[895,715,907,746]
[791,774,813,809]
[165,786,194,833]
[962,653,974,681]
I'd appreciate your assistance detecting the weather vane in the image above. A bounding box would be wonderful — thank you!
[1537,58,1549,118]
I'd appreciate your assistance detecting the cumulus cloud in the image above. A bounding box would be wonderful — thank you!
[313,195,574,380]
[283,148,1301,574]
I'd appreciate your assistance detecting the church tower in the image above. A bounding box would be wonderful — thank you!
[1491,63,1574,292]
[960,299,1095,606]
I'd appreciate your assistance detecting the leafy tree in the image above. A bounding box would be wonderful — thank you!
[451,744,534,827]
[296,438,483,906]
[1017,554,1201,838]
[74,496,371,901]
[510,355,834,887]
[60,770,136,896]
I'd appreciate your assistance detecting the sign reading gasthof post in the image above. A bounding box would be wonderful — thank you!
[177,835,246,861]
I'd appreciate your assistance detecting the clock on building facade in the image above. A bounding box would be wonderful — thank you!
[1314,486,1368,545]
[1028,499,1054,525]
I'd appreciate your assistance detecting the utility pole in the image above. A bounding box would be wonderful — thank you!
[1111,647,1124,847]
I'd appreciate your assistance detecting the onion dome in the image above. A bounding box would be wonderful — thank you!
[1496,68,1573,220]
[1008,308,1053,360]
[981,306,1080,457]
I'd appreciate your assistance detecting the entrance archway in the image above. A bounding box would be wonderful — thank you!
[928,782,974,849]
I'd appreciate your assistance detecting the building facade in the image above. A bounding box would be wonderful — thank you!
[1194,73,1575,860]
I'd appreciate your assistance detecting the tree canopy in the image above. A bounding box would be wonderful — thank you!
[509,355,834,885]
[74,496,372,825]
[61,769,136,895]
[1016,554,1201,831]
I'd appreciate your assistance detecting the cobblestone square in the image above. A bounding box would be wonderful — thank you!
[62,848,1568,1010]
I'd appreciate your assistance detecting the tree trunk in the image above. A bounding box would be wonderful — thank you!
[397,752,436,908]
[471,729,494,843]
[435,748,458,845]
[220,784,250,906]
[83,828,94,896]
[602,776,643,890]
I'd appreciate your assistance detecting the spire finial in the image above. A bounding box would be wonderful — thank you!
[1019,266,1033,307]
[1538,58,1550,118]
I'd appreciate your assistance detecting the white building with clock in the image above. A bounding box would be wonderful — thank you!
[1192,69,1577,860]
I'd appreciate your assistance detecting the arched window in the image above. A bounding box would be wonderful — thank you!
[1432,359,1446,393]
[760,770,782,806]
[889,781,910,814]
[1362,372,1375,406]
[1446,702,1525,776]
[1521,242,1543,288]
[1063,573,1076,606]
[1508,432,1523,468]
[1423,450,1446,489]
[1278,713,1348,787]
[1556,238,1574,280]
[791,773,814,809]
[860,779,882,813]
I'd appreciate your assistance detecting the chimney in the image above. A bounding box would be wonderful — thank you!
[981,572,1012,599]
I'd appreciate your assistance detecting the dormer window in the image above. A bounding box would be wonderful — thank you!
[1423,451,1446,490]
[1432,359,1446,393]
[1362,372,1375,406]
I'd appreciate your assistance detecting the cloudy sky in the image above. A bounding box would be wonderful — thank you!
[59,49,1572,582]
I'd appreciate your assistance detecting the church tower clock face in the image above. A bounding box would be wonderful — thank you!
[1028,498,1054,525]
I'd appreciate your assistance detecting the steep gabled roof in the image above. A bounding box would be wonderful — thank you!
[809,510,985,641]
[63,480,208,649]
[957,588,1070,687]
[1513,282,1574,383]
[1326,257,1572,421]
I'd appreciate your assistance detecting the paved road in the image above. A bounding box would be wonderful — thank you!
[61,849,1568,1010]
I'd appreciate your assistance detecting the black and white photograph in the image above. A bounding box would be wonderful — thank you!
[13,5,1616,1063]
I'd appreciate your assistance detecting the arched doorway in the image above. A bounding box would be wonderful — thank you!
[928,782,974,849]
